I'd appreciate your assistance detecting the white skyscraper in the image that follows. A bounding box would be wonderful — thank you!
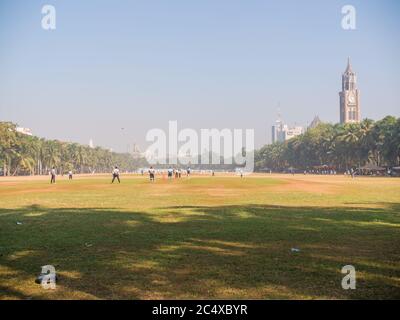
[271,117,304,143]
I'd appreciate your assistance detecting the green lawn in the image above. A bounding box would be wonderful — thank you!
[0,174,399,299]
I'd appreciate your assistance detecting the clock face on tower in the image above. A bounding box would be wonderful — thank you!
[348,95,355,104]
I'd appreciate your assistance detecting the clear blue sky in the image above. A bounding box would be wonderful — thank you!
[0,0,399,151]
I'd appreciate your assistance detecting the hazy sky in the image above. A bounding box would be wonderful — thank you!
[0,0,399,152]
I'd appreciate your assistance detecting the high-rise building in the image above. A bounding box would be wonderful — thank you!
[271,117,304,143]
[132,143,143,159]
[271,118,285,143]
[339,58,361,124]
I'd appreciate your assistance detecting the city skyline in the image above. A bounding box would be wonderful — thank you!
[1,0,399,151]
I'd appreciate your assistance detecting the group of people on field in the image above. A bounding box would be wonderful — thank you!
[49,167,73,184]
[112,166,192,183]
[48,166,192,184]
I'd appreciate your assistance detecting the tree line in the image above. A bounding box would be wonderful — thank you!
[0,122,147,176]
[2,116,400,176]
[255,116,400,172]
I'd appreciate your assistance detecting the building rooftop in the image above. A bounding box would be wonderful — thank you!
[308,116,322,129]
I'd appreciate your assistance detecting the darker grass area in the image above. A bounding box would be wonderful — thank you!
[0,203,399,299]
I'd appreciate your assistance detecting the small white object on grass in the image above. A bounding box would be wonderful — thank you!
[291,248,300,252]
[16,222,23,225]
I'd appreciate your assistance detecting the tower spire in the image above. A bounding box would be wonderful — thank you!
[276,102,282,123]
[345,57,352,73]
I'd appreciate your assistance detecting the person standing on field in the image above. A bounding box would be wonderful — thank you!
[68,170,73,180]
[149,166,155,182]
[111,166,120,183]
[168,167,173,179]
[50,167,56,184]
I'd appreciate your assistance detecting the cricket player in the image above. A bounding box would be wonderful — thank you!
[149,166,155,182]
[168,167,173,179]
[50,167,56,184]
[112,166,121,183]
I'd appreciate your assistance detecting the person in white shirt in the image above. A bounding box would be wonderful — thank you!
[68,170,73,180]
[112,166,120,183]
[50,167,56,184]
[149,166,155,182]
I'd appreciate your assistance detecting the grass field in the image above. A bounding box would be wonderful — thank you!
[0,173,399,300]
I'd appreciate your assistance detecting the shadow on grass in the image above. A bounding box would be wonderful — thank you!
[0,203,399,299]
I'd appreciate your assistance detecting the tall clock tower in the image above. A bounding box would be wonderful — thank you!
[339,58,361,124]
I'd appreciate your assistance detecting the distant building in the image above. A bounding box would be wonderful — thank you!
[132,143,143,159]
[284,125,304,140]
[308,116,322,129]
[16,127,33,136]
[271,118,284,143]
[271,118,304,143]
[89,139,94,148]
[339,58,361,124]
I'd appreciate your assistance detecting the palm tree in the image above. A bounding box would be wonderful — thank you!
[0,122,18,176]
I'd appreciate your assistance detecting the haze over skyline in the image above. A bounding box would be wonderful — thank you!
[0,0,399,152]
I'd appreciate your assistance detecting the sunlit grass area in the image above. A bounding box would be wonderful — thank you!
[0,174,399,299]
